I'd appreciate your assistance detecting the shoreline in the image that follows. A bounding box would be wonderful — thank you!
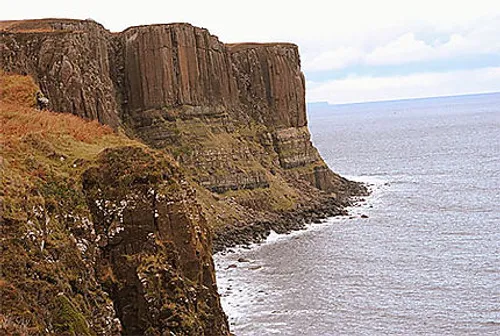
[213,176,384,332]
[212,178,371,253]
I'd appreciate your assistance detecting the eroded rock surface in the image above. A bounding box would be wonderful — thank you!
[83,147,228,335]
[0,19,120,127]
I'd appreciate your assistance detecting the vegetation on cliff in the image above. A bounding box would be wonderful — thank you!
[1,71,229,335]
[1,71,118,335]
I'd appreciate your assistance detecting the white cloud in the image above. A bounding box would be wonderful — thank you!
[364,33,434,66]
[364,29,500,66]
[306,67,500,104]
[303,18,500,72]
[303,47,363,71]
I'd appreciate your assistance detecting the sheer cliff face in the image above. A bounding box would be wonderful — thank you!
[228,43,323,171]
[121,24,237,112]
[228,43,306,128]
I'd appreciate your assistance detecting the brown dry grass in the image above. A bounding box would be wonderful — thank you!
[0,313,32,336]
[0,70,139,223]
[0,70,38,106]
[0,19,68,33]
[226,42,298,52]
[1,103,113,143]
[0,70,113,143]
[0,19,93,34]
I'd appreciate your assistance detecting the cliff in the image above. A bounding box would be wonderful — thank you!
[1,19,366,335]
[1,72,229,335]
[0,19,120,128]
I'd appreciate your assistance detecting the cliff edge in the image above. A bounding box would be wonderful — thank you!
[1,19,366,335]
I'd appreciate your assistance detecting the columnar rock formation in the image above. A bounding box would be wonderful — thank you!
[121,24,238,112]
[1,19,365,335]
[228,43,306,128]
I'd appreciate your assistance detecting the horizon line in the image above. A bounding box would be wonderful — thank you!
[307,90,500,107]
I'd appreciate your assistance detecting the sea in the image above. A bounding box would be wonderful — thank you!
[214,92,500,336]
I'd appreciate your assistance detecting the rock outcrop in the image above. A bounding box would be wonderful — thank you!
[1,19,366,335]
[0,19,120,127]
[82,147,228,335]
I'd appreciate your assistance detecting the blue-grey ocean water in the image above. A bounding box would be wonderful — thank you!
[215,92,500,335]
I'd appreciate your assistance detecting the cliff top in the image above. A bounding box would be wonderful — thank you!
[1,19,212,36]
[227,42,298,52]
[0,18,105,33]
[1,19,298,51]
[122,22,209,33]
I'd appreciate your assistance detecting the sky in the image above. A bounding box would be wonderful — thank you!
[2,0,500,104]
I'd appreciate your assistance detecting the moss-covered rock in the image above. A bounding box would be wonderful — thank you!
[52,295,93,336]
[82,146,229,335]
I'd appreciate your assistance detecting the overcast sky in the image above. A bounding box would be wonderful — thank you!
[3,0,500,104]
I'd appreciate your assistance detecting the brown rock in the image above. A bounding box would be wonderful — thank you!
[0,19,120,128]
[82,146,230,335]
[228,43,306,128]
[121,23,238,113]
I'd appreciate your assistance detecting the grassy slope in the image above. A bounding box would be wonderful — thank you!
[1,71,140,222]
[0,71,142,335]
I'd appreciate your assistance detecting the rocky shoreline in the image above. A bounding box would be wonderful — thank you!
[213,181,369,253]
